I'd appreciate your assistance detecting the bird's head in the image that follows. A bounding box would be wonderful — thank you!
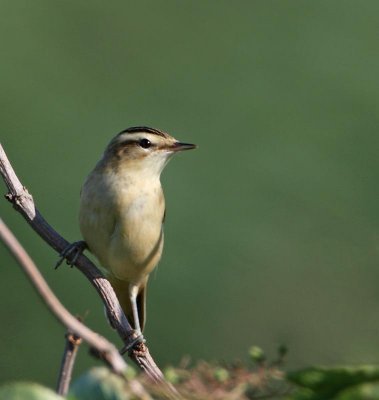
[103,126,196,176]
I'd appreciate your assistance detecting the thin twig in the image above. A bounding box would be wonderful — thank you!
[0,144,133,339]
[56,330,82,396]
[0,218,126,374]
[0,143,179,397]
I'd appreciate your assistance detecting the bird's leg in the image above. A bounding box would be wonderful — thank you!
[55,240,87,269]
[129,284,142,334]
[118,284,146,355]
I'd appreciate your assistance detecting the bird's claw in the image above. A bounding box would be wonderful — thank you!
[55,241,87,269]
[119,331,146,355]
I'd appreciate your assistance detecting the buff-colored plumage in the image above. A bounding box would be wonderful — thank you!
[79,127,195,332]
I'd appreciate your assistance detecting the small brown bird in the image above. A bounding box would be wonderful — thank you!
[78,127,196,334]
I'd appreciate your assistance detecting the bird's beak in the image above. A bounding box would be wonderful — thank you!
[171,142,197,152]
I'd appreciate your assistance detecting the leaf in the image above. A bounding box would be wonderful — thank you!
[0,382,64,400]
[248,346,266,363]
[68,367,132,400]
[287,365,379,399]
[336,382,379,400]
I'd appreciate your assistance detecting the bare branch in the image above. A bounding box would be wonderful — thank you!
[0,143,132,338]
[0,143,179,397]
[56,330,82,396]
[0,218,126,374]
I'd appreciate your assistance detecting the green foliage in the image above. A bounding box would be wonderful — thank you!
[249,346,266,364]
[336,383,379,400]
[163,366,181,385]
[213,367,230,383]
[287,365,379,400]
[145,347,288,399]
[7,357,379,399]
[0,382,64,400]
[68,367,131,400]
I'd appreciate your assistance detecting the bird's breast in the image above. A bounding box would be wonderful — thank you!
[106,178,165,282]
[79,169,166,284]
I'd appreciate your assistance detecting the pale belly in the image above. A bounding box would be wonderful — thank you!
[108,207,164,283]
[79,172,165,285]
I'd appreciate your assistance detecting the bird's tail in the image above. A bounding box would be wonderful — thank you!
[107,275,148,331]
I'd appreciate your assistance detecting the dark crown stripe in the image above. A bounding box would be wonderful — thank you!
[118,126,167,138]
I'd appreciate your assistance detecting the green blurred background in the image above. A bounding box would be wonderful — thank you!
[1,0,379,388]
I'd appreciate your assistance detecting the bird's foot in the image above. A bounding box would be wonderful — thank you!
[119,330,146,355]
[55,240,87,269]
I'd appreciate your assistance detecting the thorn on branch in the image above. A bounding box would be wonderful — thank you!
[67,331,83,348]
[5,192,21,205]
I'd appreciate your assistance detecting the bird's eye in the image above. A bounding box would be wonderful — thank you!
[139,138,151,149]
